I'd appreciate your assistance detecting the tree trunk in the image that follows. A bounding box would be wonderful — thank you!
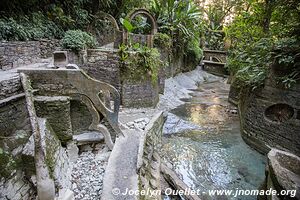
[262,0,274,34]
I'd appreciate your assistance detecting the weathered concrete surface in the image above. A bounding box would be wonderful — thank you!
[21,73,55,200]
[35,96,73,144]
[18,68,123,149]
[266,149,300,199]
[239,78,300,156]
[73,131,104,144]
[137,112,165,200]
[101,129,140,200]
[102,111,163,200]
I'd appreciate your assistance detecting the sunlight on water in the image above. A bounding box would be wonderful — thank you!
[161,80,266,200]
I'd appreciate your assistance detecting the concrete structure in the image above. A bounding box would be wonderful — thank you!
[202,50,228,76]
[239,73,300,156]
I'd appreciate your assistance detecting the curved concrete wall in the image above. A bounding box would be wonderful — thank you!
[239,77,300,156]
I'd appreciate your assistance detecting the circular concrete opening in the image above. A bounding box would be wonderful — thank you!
[265,103,294,123]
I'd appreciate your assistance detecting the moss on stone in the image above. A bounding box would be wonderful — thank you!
[44,122,60,179]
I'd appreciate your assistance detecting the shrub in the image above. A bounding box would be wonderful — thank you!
[154,33,172,52]
[0,13,64,41]
[61,30,97,52]
[119,44,163,84]
[187,38,202,63]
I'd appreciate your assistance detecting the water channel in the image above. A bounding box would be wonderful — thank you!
[161,79,266,200]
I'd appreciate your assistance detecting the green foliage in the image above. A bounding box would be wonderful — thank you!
[150,0,202,57]
[131,16,152,34]
[62,30,97,51]
[119,44,163,84]
[120,18,134,32]
[187,38,203,64]
[224,9,265,48]
[0,12,64,41]
[0,148,17,178]
[227,38,273,90]
[272,37,300,88]
[226,0,300,89]
[154,33,172,51]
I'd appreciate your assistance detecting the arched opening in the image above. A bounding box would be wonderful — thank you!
[127,9,157,35]
[265,103,294,123]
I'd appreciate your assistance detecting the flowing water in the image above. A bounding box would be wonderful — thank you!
[161,79,266,200]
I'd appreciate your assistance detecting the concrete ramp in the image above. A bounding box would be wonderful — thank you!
[101,129,141,200]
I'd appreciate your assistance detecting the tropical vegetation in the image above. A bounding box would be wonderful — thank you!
[0,0,299,88]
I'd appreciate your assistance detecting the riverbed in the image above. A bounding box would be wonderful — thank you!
[160,69,266,200]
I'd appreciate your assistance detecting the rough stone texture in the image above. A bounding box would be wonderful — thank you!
[166,55,184,78]
[239,77,300,156]
[228,81,241,106]
[81,49,121,92]
[0,41,41,70]
[0,95,36,200]
[138,112,165,200]
[35,96,73,144]
[39,39,61,58]
[38,118,72,194]
[70,100,93,135]
[265,149,300,199]
[122,78,159,108]
[0,73,22,100]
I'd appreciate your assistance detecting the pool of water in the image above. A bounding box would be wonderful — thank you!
[161,80,266,200]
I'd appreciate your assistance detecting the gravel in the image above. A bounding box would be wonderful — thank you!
[71,148,110,200]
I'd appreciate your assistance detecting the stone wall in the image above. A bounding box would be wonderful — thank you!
[81,49,121,92]
[138,112,165,200]
[0,74,74,199]
[239,77,300,156]
[228,81,241,106]
[122,78,159,108]
[39,39,61,58]
[202,61,229,76]
[0,41,41,70]
[35,96,73,144]
[0,76,36,199]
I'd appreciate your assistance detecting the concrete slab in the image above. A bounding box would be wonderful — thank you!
[101,129,141,200]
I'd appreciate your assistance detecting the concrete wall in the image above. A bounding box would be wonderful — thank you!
[239,77,300,156]
[0,75,36,199]
[138,112,165,200]
[0,74,74,199]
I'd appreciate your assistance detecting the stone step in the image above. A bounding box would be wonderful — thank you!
[73,131,104,145]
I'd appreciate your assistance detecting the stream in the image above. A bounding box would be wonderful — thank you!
[161,79,266,200]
